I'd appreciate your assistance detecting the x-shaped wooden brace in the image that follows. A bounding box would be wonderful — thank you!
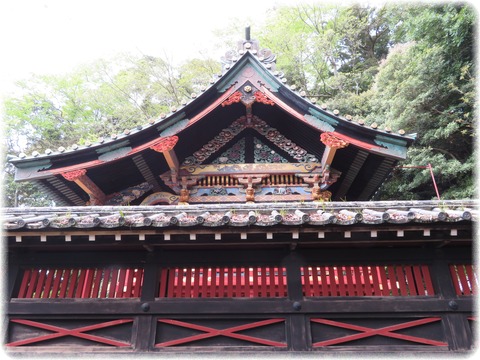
[311,318,448,347]
[156,318,287,347]
[7,319,133,347]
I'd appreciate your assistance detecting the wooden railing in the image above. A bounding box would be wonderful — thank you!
[6,248,475,353]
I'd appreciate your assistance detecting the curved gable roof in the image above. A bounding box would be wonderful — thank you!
[9,38,415,205]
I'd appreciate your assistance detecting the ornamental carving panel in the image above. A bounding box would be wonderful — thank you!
[182,115,318,167]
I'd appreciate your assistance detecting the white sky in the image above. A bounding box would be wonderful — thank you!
[0,0,301,96]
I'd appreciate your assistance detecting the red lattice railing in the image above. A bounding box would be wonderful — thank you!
[302,265,435,296]
[450,264,477,296]
[16,267,144,299]
[158,266,288,298]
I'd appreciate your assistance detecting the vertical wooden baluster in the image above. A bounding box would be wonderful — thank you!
[395,266,409,296]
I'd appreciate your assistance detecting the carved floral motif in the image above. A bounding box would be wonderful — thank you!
[320,132,349,149]
[254,91,275,106]
[221,91,242,107]
[61,169,87,181]
[150,136,179,153]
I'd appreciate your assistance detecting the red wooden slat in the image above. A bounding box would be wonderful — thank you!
[278,267,286,297]
[17,269,31,298]
[456,264,471,296]
[115,268,127,298]
[25,269,38,298]
[403,266,416,296]
[58,269,70,298]
[236,267,242,297]
[33,269,47,299]
[336,266,347,296]
[311,267,320,296]
[362,266,374,296]
[465,265,477,294]
[74,269,87,298]
[273,267,279,297]
[213,267,220,297]
[159,268,168,297]
[321,266,330,296]
[124,269,134,297]
[395,265,408,296]
[253,267,259,297]
[42,269,55,299]
[387,266,399,296]
[108,268,119,298]
[378,266,388,295]
[353,266,363,296]
[227,267,234,297]
[167,268,175,298]
[91,269,102,298]
[204,267,209,297]
[328,266,338,296]
[100,269,111,298]
[202,267,209,298]
[208,267,214,297]
[413,265,426,295]
[185,268,192,298]
[345,266,356,296]
[307,266,322,296]
[176,268,184,298]
[82,269,95,298]
[51,269,63,298]
[66,269,79,298]
[275,267,281,297]
[260,267,267,297]
[133,268,143,298]
[218,267,226,298]
[421,265,435,295]
[280,267,287,297]
[370,266,382,296]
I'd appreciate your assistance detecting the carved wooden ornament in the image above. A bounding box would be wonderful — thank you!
[320,132,349,149]
[150,136,179,153]
[254,91,275,106]
[221,91,243,107]
[61,169,87,181]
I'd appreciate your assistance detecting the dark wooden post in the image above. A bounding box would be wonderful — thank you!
[7,252,21,300]
[135,251,159,351]
[431,249,472,350]
[284,250,309,351]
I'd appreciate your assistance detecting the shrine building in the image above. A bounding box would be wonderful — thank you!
[2,33,477,355]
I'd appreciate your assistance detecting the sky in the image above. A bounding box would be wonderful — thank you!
[0,0,298,96]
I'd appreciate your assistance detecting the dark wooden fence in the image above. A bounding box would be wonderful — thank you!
[6,246,475,353]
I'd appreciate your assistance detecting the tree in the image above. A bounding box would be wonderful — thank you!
[367,4,475,200]
[3,53,220,207]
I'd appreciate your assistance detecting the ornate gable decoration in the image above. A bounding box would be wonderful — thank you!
[158,115,338,204]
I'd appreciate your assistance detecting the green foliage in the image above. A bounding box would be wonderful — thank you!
[2,53,220,206]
